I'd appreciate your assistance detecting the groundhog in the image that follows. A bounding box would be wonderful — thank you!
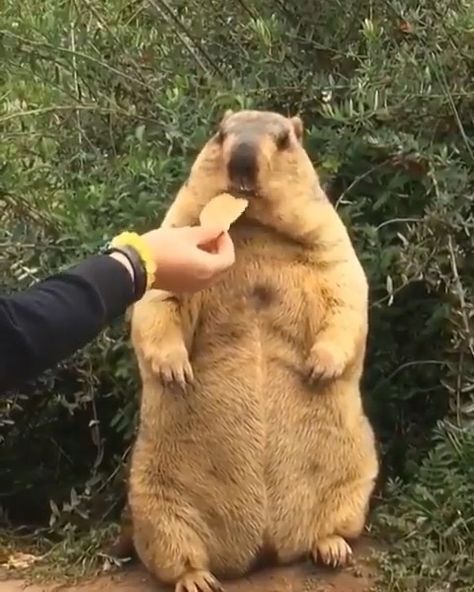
[107,461,135,560]
[128,109,379,592]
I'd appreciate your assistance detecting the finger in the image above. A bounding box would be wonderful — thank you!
[185,224,227,246]
[212,232,235,269]
[189,233,235,276]
[199,237,219,254]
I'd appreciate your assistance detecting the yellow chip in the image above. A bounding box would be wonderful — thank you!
[199,192,248,231]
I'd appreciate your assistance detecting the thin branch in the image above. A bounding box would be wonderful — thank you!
[77,0,148,85]
[372,360,447,395]
[235,0,257,19]
[69,2,84,158]
[0,104,162,126]
[0,191,53,225]
[447,234,474,360]
[375,218,422,231]
[335,159,391,209]
[147,0,224,78]
[431,55,474,164]
[0,30,151,91]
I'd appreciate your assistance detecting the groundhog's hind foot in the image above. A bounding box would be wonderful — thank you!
[312,535,353,568]
[175,570,224,592]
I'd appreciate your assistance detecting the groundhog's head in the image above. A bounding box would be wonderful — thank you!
[188,109,322,209]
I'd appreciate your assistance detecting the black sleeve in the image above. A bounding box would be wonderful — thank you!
[0,255,135,394]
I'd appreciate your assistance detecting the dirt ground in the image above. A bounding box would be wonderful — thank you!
[0,540,378,592]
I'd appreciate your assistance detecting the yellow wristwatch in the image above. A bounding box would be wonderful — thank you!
[106,232,156,299]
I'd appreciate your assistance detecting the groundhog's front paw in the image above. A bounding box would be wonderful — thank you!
[305,342,346,384]
[144,344,194,389]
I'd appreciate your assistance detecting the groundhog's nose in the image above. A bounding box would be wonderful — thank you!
[227,140,258,193]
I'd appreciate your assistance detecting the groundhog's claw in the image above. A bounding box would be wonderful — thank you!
[312,535,353,568]
[146,344,194,389]
[175,569,224,592]
[305,342,346,384]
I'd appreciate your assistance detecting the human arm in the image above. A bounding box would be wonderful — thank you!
[0,253,135,393]
[0,226,234,394]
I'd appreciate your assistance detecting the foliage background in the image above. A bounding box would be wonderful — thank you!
[1,0,473,589]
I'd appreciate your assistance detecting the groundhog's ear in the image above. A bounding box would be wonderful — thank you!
[290,116,304,141]
[215,110,233,141]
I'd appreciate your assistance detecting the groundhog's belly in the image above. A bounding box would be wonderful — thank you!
[190,257,316,475]
[193,250,371,530]
[193,258,367,540]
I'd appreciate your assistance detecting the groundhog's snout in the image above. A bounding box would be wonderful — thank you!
[227,139,259,194]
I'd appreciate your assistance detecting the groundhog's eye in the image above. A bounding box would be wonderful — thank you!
[276,129,290,151]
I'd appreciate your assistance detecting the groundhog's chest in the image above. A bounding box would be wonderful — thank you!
[197,232,322,354]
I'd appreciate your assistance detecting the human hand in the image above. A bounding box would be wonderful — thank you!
[140,225,235,293]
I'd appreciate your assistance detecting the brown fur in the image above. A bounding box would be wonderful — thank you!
[127,110,379,591]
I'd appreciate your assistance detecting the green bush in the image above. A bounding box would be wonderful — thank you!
[375,420,474,591]
[1,0,473,587]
